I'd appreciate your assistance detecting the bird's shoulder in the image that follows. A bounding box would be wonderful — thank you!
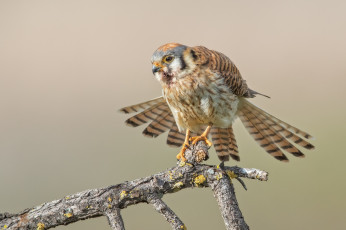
[190,46,253,97]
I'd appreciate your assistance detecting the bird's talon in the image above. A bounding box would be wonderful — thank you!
[176,151,187,162]
[190,135,212,147]
[176,144,188,162]
[205,139,212,147]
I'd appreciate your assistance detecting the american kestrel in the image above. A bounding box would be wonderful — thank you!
[120,43,314,162]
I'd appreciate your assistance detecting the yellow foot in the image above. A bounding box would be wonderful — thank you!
[176,143,189,162]
[189,135,212,147]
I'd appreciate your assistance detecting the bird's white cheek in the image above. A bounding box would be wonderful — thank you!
[169,60,181,73]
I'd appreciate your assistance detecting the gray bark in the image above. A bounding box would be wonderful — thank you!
[105,208,125,230]
[0,142,268,230]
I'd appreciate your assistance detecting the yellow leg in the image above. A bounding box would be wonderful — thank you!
[176,129,190,162]
[189,125,213,147]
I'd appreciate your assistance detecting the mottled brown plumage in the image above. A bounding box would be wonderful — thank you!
[120,43,314,162]
[191,46,251,97]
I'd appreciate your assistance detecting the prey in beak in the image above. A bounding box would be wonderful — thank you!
[152,62,174,85]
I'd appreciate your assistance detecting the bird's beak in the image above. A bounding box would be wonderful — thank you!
[152,62,163,74]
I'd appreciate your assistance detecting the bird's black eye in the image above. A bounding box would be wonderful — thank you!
[163,55,174,63]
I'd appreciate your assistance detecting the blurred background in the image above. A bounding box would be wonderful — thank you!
[0,0,345,229]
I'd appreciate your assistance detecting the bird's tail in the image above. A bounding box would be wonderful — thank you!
[237,99,314,162]
[210,126,239,161]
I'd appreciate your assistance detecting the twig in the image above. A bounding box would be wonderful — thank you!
[0,141,268,230]
[209,176,248,230]
[147,194,185,230]
[105,208,125,230]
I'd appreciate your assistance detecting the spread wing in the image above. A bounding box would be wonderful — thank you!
[191,46,261,98]
[119,97,187,147]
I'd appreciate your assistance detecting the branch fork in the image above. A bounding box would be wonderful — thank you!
[0,141,268,230]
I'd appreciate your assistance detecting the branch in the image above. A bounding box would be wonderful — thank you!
[0,142,268,230]
[147,194,185,230]
[209,174,248,230]
[105,208,125,230]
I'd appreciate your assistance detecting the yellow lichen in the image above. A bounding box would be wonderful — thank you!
[86,205,92,209]
[180,224,187,229]
[179,161,193,167]
[108,197,112,202]
[65,196,70,200]
[108,204,112,208]
[173,182,184,190]
[2,225,8,229]
[226,170,237,179]
[37,222,45,230]
[64,213,73,218]
[194,175,206,186]
[168,171,174,180]
[120,190,128,200]
[128,190,140,199]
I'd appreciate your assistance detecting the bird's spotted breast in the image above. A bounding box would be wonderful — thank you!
[163,70,239,133]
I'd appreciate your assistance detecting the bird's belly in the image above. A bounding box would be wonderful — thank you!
[166,90,239,133]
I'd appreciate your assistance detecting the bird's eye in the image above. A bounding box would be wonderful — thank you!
[163,56,174,63]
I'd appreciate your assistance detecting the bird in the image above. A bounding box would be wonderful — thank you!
[119,43,314,162]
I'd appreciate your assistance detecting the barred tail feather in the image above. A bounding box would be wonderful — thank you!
[211,127,240,161]
[227,127,240,161]
[211,127,229,161]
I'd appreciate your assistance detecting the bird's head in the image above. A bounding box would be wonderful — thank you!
[151,43,196,86]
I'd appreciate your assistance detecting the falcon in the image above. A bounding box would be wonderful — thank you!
[120,43,314,162]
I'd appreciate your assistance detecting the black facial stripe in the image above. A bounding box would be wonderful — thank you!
[190,49,198,60]
[180,56,186,70]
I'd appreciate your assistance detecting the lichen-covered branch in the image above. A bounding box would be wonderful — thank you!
[105,208,125,230]
[209,175,249,230]
[147,194,185,230]
[0,142,268,230]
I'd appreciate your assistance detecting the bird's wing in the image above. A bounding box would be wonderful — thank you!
[238,98,314,162]
[191,46,256,98]
[119,96,166,114]
[120,97,186,147]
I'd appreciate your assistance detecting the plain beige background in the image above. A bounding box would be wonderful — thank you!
[1,0,345,229]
